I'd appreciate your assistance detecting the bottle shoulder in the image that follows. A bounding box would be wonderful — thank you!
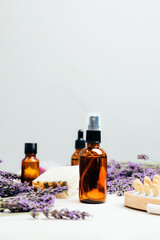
[71,152,78,159]
[71,149,81,159]
[22,157,39,162]
[80,146,107,158]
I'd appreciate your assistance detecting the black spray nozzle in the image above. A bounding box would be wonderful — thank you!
[88,115,100,130]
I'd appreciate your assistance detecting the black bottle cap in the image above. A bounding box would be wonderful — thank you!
[25,143,37,154]
[86,130,101,143]
[86,115,101,143]
[75,130,85,149]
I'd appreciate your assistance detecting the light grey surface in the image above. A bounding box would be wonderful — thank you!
[0,0,160,172]
[0,193,160,240]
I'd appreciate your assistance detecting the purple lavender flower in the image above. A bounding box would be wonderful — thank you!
[0,170,20,180]
[0,160,2,164]
[107,160,160,196]
[30,209,40,218]
[0,177,33,198]
[30,208,91,220]
[0,171,68,199]
[41,208,91,220]
[52,185,68,194]
[0,185,68,212]
[43,208,50,218]
[137,154,149,160]
[1,189,56,212]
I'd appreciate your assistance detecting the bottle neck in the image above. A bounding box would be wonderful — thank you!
[87,143,100,149]
[75,148,82,152]
[25,153,36,157]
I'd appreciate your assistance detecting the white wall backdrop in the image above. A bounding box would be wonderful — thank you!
[0,0,160,172]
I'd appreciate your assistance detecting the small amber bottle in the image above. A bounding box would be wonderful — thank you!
[21,143,39,184]
[79,116,107,204]
[71,130,85,166]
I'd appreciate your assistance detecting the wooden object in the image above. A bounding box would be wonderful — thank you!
[124,191,160,211]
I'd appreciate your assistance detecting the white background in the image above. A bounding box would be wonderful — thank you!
[0,0,160,172]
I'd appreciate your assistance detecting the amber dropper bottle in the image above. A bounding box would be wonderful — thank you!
[79,115,107,204]
[21,143,39,185]
[71,130,85,166]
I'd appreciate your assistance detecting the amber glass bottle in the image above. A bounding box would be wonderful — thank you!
[71,148,82,166]
[71,130,85,166]
[21,143,39,184]
[79,116,107,204]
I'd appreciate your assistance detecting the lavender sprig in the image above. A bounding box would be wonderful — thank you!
[107,160,160,196]
[30,208,91,220]
[0,185,68,212]
[0,190,55,212]
[0,171,20,180]
[50,209,91,220]
[137,154,149,160]
[0,177,33,198]
[52,185,68,194]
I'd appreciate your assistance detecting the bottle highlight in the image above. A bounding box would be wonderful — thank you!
[71,130,85,166]
[79,115,107,203]
[21,143,39,185]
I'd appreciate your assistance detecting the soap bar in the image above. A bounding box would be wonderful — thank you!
[33,166,79,198]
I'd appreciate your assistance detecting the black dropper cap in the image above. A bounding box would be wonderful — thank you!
[25,143,37,154]
[75,130,85,149]
[86,116,101,143]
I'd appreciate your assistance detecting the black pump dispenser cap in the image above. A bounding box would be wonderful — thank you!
[86,115,101,143]
[25,143,37,154]
[75,130,85,149]
[86,130,101,143]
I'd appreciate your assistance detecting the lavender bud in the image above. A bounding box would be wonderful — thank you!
[30,209,40,218]
[32,208,91,220]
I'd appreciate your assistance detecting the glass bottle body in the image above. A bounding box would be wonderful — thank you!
[79,143,107,204]
[21,153,39,184]
[71,149,82,166]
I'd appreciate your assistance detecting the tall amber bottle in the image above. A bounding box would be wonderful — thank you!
[79,116,107,204]
[21,143,39,184]
[71,130,85,166]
